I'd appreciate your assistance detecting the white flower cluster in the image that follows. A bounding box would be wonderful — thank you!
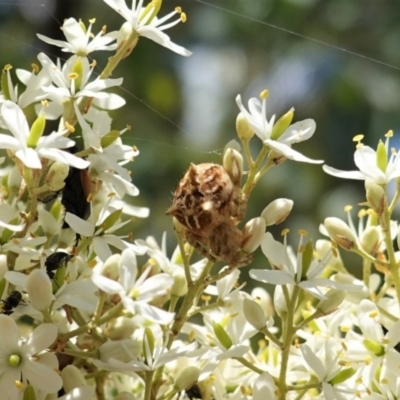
[0,1,398,400]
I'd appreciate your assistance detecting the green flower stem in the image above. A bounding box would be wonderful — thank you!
[260,327,283,348]
[353,247,388,268]
[144,370,155,400]
[152,260,214,396]
[375,281,390,302]
[169,295,179,312]
[242,144,270,197]
[377,304,398,322]
[58,324,92,342]
[96,302,124,326]
[362,259,371,288]
[95,373,106,400]
[188,298,224,317]
[61,347,99,359]
[288,381,321,391]
[294,310,322,332]
[380,202,400,309]
[233,356,266,374]
[241,138,254,168]
[176,230,192,285]
[93,291,107,325]
[278,285,300,400]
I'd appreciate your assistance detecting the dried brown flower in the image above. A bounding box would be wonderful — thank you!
[167,163,251,266]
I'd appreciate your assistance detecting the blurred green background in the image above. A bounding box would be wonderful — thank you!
[1,0,399,281]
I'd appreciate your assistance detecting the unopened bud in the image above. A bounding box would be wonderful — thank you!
[236,112,254,140]
[270,108,294,140]
[274,284,289,317]
[324,217,358,250]
[376,140,387,172]
[171,269,188,297]
[175,366,201,391]
[363,339,384,356]
[213,322,232,349]
[98,254,120,280]
[61,365,86,392]
[251,287,274,316]
[46,162,69,191]
[243,298,267,330]
[328,368,356,385]
[365,181,386,216]
[241,217,266,253]
[261,198,293,226]
[223,148,243,185]
[26,269,53,310]
[104,317,136,340]
[317,290,346,315]
[27,114,45,148]
[361,226,381,255]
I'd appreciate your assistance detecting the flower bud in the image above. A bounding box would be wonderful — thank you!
[324,217,358,250]
[223,148,243,185]
[274,284,289,317]
[365,181,386,216]
[104,317,136,340]
[236,112,254,140]
[22,385,35,400]
[376,140,387,172]
[1,65,12,101]
[171,269,188,297]
[270,108,294,140]
[213,322,232,349]
[243,298,267,330]
[8,166,22,192]
[26,269,53,311]
[360,226,381,256]
[46,162,69,191]
[251,287,274,316]
[61,365,86,392]
[241,217,266,253]
[363,339,384,356]
[261,198,293,226]
[328,368,356,385]
[99,339,141,363]
[27,113,45,148]
[98,254,120,280]
[316,290,346,315]
[174,366,201,391]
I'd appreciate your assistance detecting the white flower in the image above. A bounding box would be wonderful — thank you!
[301,338,358,400]
[37,17,118,56]
[104,0,192,56]
[0,315,62,397]
[323,144,400,185]
[236,93,323,164]
[64,197,146,261]
[38,53,123,119]
[0,101,89,169]
[91,248,174,324]
[250,232,362,299]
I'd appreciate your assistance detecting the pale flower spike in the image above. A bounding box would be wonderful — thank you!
[0,1,398,399]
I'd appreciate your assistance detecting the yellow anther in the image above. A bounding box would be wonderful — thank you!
[281,228,290,236]
[65,121,75,133]
[344,205,353,212]
[298,229,308,236]
[89,18,96,24]
[368,310,378,318]
[358,209,367,218]
[31,63,39,73]
[352,134,364,142]
[385,129,393,138]
[41,99,49,107]
[260,89,269,100]
[102,25,107,33]
[175,6,182,13]
[181,12,187,22]
[3,64,12,71]
[68,72,79,80]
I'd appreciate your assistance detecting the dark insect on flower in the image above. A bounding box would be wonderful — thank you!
[61,147,91,229]
[186,384,203,400]
[45,252,74,280]
[1,290,24,315]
